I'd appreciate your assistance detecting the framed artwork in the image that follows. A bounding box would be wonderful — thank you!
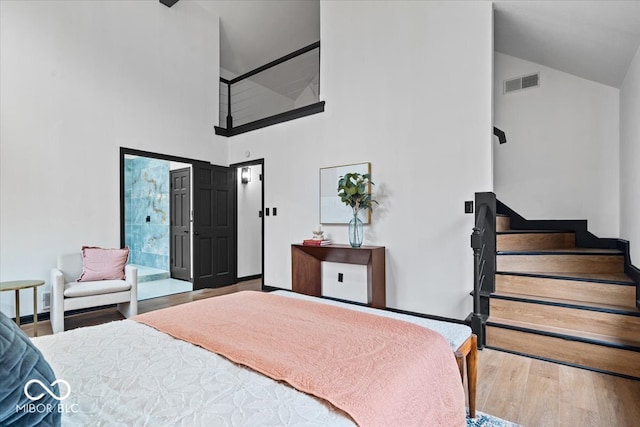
[320,162,371,224]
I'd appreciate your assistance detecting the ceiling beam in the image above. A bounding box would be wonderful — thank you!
[159,0,179,8]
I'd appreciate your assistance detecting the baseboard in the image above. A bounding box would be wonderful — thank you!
[237,274,262,282]
[13,304,117,326]
[262,285,287,293]
[265,288,467,325]
[385,306,466,325]
[14,311,50,325]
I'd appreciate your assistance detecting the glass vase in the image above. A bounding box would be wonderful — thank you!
[348,214,363,248]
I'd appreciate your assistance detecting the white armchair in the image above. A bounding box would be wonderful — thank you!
[50,253,138,334]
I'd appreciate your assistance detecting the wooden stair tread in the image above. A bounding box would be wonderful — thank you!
[497,248,623,255]
[496,252,624,274]
[495,274,637,309]
[497,230,574,234]
[489,200,640,378]
[487,318,640,349]
[492,291,640,315]
[486,325,640,379]
[496,271,635,285]
[490,297,640,342]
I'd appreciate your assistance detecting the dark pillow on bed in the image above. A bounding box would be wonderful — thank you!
[0,311,61,426]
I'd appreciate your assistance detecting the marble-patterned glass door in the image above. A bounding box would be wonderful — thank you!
[124,155,170,270]
[123,154,193,300]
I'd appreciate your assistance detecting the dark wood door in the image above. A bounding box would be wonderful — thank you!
[170,167,191,281]
[193,162,236,289]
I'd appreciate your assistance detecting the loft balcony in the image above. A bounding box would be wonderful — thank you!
[215,42,325,137]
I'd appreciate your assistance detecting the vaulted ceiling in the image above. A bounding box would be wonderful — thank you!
[493,0,640,88]
[195,0,320,76]
[190,1,640,89]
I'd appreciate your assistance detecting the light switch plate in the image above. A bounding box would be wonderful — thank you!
[465,201,474,214]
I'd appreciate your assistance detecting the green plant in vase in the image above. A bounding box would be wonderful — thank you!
[337,172,377,247]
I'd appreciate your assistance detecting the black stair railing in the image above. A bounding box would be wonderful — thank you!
[469,192,496,348]
[215,42,325,137]
[493,126,507,144]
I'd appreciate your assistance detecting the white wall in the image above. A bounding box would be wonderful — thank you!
[620,45,640,265]
[0,0,223,317]
[237,164,262,278]
[493,53,620,237]
[226,1,494,320]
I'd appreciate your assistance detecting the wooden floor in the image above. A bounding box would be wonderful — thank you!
[19,281,640,427]
[20,279,262,336]
[475,348,640,426]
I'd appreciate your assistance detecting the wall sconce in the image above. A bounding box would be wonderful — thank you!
[241,167,251,184]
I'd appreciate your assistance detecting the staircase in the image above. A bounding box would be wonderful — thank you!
[485,213,640,379]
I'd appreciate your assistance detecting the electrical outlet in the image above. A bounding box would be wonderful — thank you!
[465,201,474,214]
[338,273,343,283]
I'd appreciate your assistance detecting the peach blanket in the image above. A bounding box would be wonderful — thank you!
[133,291,465,426]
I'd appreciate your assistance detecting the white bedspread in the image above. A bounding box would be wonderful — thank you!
[31,292,471,426]
[32,320,354,426]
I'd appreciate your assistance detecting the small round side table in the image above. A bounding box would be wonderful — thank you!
[0,280,45,336]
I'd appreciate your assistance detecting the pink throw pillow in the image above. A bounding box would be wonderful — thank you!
[77,246,129,282]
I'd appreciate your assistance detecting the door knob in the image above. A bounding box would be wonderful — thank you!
[184,230,189,233]
[194,232,199,236]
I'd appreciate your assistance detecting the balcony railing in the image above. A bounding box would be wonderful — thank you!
[215,42,325,137]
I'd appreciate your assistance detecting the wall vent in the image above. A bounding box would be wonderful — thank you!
[504,73,539,94]
[42,292,51,310]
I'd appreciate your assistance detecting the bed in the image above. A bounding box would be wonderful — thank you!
[28,290,476,426]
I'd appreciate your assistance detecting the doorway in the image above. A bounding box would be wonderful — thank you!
[120,148,236,297]
[170,167,191,281]
[233,159,264,283]
[122,153,192,300]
